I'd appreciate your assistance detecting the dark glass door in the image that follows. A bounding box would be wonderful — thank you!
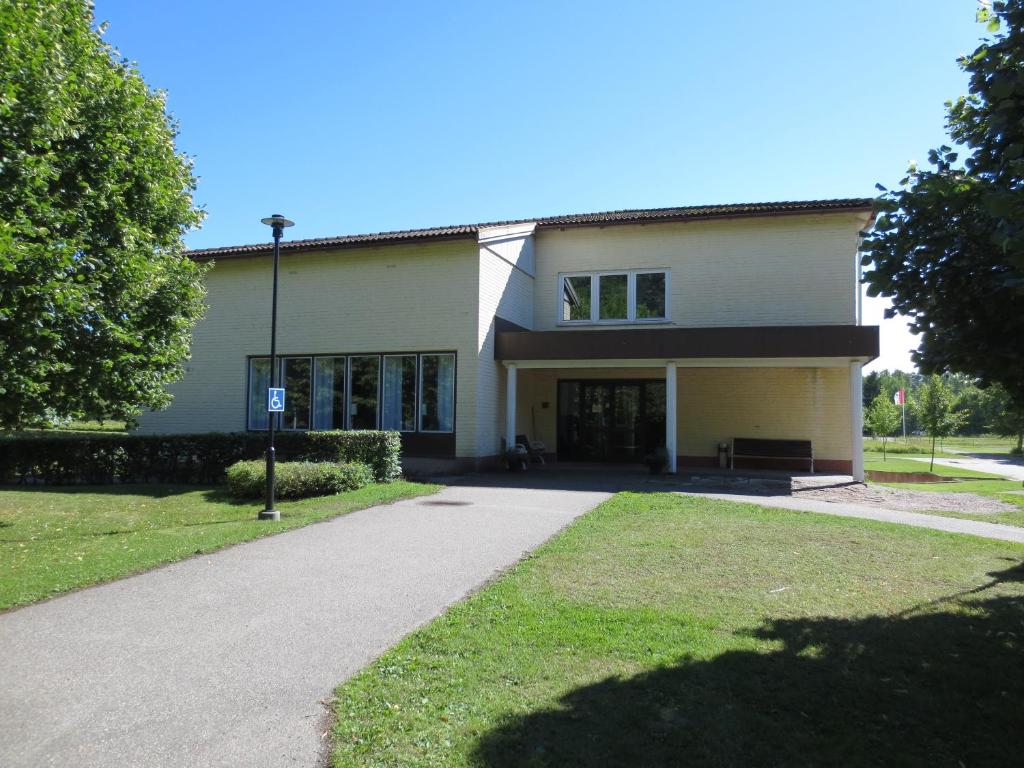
[557,380,666,462]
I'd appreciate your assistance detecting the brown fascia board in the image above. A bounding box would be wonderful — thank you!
[493,325,880,362]
[532,203,874,233]
[188,230,478,262]
[186,198,874,261]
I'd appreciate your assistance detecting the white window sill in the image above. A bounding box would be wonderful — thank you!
[555,318,673,328]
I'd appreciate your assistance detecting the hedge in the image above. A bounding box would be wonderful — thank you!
[0,430,401,485]
[225,460,373,500]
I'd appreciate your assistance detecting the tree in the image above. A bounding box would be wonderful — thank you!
[913,375,967,471]
[863,371,883,408]
[0,0,206,430]
[985,383,1024,454]
[861,1,1024,424]
[864,393,901,460]
[954,384,991,435]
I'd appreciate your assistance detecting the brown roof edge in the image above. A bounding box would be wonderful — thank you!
[187,198,874,260]
[189,229,478,262]
[494,325,879,362]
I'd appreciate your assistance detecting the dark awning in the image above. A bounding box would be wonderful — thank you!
[494,325,879,362]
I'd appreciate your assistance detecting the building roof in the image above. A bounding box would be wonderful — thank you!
[188,197,873,260]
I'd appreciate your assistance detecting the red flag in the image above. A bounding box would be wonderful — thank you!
[893,388,906,405]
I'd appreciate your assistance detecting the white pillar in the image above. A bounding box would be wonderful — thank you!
[666,361,678,473]
[505,363,517,451]
[850,362,864,482]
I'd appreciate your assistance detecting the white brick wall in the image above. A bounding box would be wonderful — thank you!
[515,366,852,462]
[137,212,864,461]
[475,230,535,456]
[533,212,869,330]
[137,239,482,456]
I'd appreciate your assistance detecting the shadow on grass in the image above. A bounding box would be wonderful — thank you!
[199,488,258,506]
[474,563,1024,767]
[0,484,209,499]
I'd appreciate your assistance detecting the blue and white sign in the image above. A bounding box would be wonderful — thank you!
[268,388,285,413]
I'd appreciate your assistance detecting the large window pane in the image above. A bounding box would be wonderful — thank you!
[313,357,346,430]
[382,355,417,431]
[248,357,271,430]
[598,274,628,320]
[349,356,380,429]
[281,357,311,430]
[420,354,455,432]
[636,272,666,319]
[562,275,592,321]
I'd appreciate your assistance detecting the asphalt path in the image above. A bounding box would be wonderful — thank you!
[0,483,610,767]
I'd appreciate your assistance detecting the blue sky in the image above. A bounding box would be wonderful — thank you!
[94,0,985,372]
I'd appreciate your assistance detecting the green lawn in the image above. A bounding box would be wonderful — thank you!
[865,434,1017,456]
[331,493,1024,767]
[874,477,1024,527]
[0,481,438,611]
[863,455,1000,478]
[863,455,1024,526]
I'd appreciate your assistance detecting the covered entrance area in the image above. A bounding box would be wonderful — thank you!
[494,324,880,480]
[557,379,665,462]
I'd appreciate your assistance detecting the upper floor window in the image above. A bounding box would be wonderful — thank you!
[559,270,668,324]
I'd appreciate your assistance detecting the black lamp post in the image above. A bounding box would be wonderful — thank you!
[259,213,294,521]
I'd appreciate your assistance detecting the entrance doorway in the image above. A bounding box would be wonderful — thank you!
[556,380,666,462]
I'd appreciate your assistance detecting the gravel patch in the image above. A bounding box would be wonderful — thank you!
[792,479,1015,515]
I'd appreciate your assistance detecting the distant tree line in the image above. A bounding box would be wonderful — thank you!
[864,370,1023,452]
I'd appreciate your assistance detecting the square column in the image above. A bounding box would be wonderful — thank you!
[850,362,864,481]
[505,363,517,451]
[666,361,677,473]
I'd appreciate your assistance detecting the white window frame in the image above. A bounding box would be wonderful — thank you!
[557,269,670,326]
[418,352,456,434]
[312,355,348,431]
[381,354,418,433]
[346,355,382,430]
[278,356,313,432]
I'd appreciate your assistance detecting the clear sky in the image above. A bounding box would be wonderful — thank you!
[93,0,985,373]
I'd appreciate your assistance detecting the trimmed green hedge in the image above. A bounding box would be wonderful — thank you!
[0,430,401,485]
[225,460,373,499]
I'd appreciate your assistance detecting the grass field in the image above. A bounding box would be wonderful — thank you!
[331,493,1024,767]
[865,434,1017,456]
[862,455,1001,478]
[0,481,438,611]
[863,454,1024,527]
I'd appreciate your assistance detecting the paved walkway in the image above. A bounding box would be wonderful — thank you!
[0,484,609,768]
[908,453,1024,482]
[675,488,1024,544]
[446,470,1024,544]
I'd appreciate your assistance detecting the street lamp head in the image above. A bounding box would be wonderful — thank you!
[260,214,294,229]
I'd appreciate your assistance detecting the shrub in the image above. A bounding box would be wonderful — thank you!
[225,460,373,500]
[276,430,401,483]
[0,430,401,485]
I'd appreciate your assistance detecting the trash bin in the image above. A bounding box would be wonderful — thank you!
[718,442,729,469]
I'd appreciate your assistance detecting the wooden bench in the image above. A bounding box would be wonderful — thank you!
[731,438,814,473]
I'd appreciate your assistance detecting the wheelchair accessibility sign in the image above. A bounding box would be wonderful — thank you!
[268,388,285,413]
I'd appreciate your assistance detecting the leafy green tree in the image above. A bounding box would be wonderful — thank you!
[864,393,901,460]
[913,375,968,471]
[863,371,883,407]
[954,385,987,435]
[985,383,1024,454]
[861,2,1024,423]
[0,0,206,430]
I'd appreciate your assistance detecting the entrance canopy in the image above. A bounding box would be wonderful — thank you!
[494,324,878,363]
[496,324,877,480]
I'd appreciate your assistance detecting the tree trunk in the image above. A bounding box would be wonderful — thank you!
[930,435,936,472]
[882,436,887,461]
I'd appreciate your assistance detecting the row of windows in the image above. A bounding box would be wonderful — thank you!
[560,270,668,324]
[247,353,455,433]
